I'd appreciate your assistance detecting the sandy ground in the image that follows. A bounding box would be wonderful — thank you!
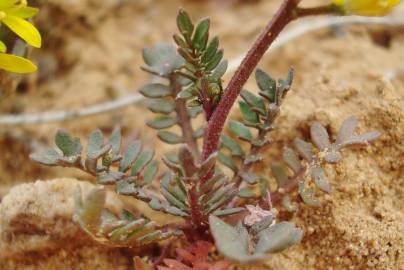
[0,0,403,269]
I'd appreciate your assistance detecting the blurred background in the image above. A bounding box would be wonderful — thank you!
[0,0,402,194]
[0,1,403,268]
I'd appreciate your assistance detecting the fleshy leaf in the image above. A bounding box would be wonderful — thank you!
[29,149,60,166]
[229,120,252,142]
[139,83,172,98]
[209,216,258,262]
[146,99,175,114]
[131,150,155,176]
[311,166,331,193]
[55,130,82,157]
[336,116,358,145]
[157,131,183,144]
[220,135,245,157]
[142,44,184,77]
[255,69,276,103]
[255,222,303,253]
[239,101,259,124]
[310,122,331,151]
[282,147,301,174]
[119,141,142,172]
[293,138,313,162]
[146,116,177,130]
[240,90,266,116]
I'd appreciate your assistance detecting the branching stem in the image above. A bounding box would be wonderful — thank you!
[201,0,336,162]
[171,74,200,159]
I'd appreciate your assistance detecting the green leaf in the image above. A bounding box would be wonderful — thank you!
[310,122,331,151]
[142,44,184,77]
[97,171,125,185]
[192,18,210,50]
[220,135,244,157]
[282,147,301,174]
[187,106,203,118]
[336,116,357,145]
[146,116,177,129]
[87,129,104,157]
[29,149,60,166]
[108,128,121,156]
[0,53,37,73]
[211,60,227,81]
[139,83,172,98]
[55,130,82,157]
[209,216,263,262]
[2,15,41,48]
[239,101,259,124]
[177,9,194,38]
[293,138,313,162]
[142,160,159,185]
[238,188,256,198]
[131,150,155,176]
[255,69,276,103]
[298,181,320,207]
[218,152,238,172]
[311,166,331,193]
[146,99,175,114]
[119,141,142,172]
[213,207,245,217]
[229,120,252,142]
[205,49,223,71]
[240,90,266,116]
[157,131,183,144]
[240,172,259,184]
[255,222,303,253]
[201,36,219,63]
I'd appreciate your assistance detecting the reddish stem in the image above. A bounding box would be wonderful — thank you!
[201,0,299,161]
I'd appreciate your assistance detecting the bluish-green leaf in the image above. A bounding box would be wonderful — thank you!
[255,69,276,103]
[239,101,259,124]
[220,135,244,157]
[119,141,142,172]
[131,150,155,176]
[157,131,183,144]
[229,120,252,142]
[29,149,60,166]
[146,116,177,129]
[55,130,82,157]
[146,99,175,114]
[240,90,266,116]
[139,83,172,98]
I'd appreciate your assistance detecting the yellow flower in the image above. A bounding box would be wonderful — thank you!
[0,0,41,73]
[333,0,401,16]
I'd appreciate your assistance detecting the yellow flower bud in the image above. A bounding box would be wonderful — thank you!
[333,0,401,16]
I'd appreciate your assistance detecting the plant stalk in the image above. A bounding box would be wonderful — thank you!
[201,0,299,161]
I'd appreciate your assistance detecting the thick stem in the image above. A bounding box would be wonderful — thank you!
[201,0,298,161]
[171,75,200,159]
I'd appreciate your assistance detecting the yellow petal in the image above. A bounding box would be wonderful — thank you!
[333,0,402,16]
[4,6,39,19]
[0,0,18,9]
[1,14,41,48]
[0,53,37,73]
[0,40,6,53]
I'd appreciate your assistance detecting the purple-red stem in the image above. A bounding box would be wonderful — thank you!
[201,0,299,161]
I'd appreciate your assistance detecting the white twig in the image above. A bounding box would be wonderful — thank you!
[1,15,403,126]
